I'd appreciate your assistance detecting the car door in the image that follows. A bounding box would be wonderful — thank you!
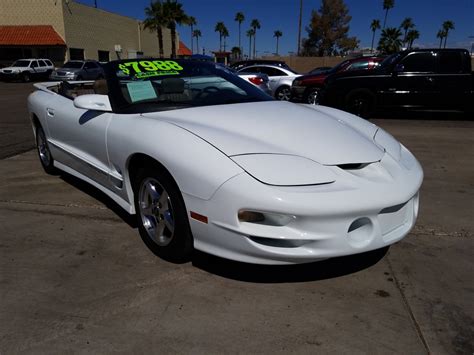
[393,51,438,109]
[83,62,96,79]
[30,60,40,78]
[257,66,289,92]
[45,93,114,190]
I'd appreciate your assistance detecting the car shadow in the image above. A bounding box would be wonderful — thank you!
[192,247,389,283]
[372,110,471,121]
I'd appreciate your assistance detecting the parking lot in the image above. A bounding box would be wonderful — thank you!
[0,82,473,353]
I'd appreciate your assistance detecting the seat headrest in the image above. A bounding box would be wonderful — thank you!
[161,78,185,94]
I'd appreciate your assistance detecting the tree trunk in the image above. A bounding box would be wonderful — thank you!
[238,22,242,58]
[276,37,279,55]
[196,37,199,54]
[444,31,448,48]
[253,31,256,59]
[190,25,194,54]
[370,31,375,52]
[219,34,222,52]
[171,24,177,58]
[383,9,388,29]
[249,36,252,59]
[158,27,164,58]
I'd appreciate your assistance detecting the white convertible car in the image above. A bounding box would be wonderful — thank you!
[28,59,423,264]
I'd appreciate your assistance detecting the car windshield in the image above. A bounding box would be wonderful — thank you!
[12,60,31,67]
[379,53,402,69]
[62,61,84,69]
[326,60,350,74]
[105,59,272,113]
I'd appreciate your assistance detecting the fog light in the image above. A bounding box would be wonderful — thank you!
[238,210,265,223]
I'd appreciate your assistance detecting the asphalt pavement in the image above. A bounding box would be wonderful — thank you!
[0,82,473,354]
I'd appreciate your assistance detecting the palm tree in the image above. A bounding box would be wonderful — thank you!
[436,29,446,49]
[187,16,196,53]
[297,0,303,55]
[143,0,165,58]
[400,17,414,45]
[192,29,201,54]
[250,19,261,59]
[442,20,455,48]
[162,0,189,58]
[246,29,255,59]
[406,29,419,49]
[214,21,226,51]
[273,30,283,55]
[378,27,402,54]
[222,27,229,52]
[382,0,395,29]
[370,19,381,53]
[235,12,245,58]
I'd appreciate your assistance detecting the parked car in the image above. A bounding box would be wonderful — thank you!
[49,60,104,81]
[319,48,474,117]
[291,56,383,104]
[215,63,272,95]
[237,65,301,100]
[308,66,332,74]
[28,58,423,264]
[230,59,290,71]
[0,59,54,82]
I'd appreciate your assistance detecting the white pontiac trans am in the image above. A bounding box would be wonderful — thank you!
[27,59,423,265]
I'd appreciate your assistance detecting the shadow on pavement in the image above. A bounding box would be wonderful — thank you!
[192,247,389,283]
[372,110,471,121]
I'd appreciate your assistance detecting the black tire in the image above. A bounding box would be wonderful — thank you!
[35,124,58,175]
[275,85,291,101]
[133,164,193,263]
[306,87,320,105]
[76,75,83,81]
[22,72,30,82]
[344,89,375,118]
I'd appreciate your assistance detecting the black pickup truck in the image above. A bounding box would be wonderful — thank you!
[318,48,474,116]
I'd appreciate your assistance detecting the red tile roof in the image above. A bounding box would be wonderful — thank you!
[0,25,66,46]
[178,41,192,56]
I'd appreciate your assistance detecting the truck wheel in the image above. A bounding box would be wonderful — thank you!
[345,89,375,118]
[133,164,193,263]
[306,88,320,105]
[22,72,30,82]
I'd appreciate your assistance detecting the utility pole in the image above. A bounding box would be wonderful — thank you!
[297,0,303,56]
[94,0,97,8]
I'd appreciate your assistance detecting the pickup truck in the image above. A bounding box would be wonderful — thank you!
[318,49,474,117]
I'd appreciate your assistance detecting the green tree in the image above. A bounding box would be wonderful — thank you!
[143,0,166,58]
[405,29,419,49]
[162,0,189,58]
[215,21,226,51]
[382,0,395,29]
[246,29,255,59]
[273,30,283,55]
[378,27,402,54]
[436,29,446,49]
[442,20,455,48]
[302,0,358,56]
[400,17,414,45]
[250,19,261,58]
[192,29,201,53]
[235,12,245,58]
[370,19,381,53]
[187,16,196,53]
[231,46,241,60]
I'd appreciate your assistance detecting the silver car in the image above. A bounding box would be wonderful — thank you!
[237,65,301,100]
[50,60,104,81]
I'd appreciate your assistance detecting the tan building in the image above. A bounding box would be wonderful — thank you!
[0,0,176,64]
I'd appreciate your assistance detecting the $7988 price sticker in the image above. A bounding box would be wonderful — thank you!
[118,60,184,76]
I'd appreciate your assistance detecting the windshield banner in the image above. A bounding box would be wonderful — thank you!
[118,60,184,79]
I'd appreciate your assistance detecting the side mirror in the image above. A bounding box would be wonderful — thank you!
[74,94,112,112]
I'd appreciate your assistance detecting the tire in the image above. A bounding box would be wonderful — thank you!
[22,72,30,82]
[306,88,320,105]
[133,164,193,263]
[35,124,58,175]
[76,75,83,81]
[344,89,375,118]
[275,86,291,101]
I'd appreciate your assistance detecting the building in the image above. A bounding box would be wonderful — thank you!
[0,0,177,65]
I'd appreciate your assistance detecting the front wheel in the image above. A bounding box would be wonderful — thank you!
[275,86,291,101]
[22,72,30,82]
[35,124,58,175]
[133,165,193,263]
[345,89,375,118]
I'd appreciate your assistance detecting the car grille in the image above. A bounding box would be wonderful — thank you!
[3,70,12,73]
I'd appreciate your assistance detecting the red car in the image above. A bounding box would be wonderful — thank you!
[291,56,384,104]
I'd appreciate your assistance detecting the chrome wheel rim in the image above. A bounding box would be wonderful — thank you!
[138,178,175,246]
[277,87,291,101]
[37,128,51,166]
[307,89,319,105]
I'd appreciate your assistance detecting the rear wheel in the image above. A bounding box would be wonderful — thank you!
[76,75,83,81]
[22,72,30,82]
[35,124,58,175]
[275,86,291,101]
[306,88,320,105]
[133,165,193,263]
[345,89,375,118]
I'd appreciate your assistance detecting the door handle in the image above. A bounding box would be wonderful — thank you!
[46,108,55,117]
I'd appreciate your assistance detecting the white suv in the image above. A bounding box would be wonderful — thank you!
[0,59,54,82]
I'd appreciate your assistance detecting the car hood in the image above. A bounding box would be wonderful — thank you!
[143,101,384,165]
[1,66,27,71]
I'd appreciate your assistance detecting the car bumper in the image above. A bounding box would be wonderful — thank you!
[0,72,21,80]
[184,149,423,265]
[49,74,75,81]
[290,85,306,102]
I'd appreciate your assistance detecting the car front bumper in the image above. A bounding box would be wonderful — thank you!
[290,85,306,102]
[184,149,423,265]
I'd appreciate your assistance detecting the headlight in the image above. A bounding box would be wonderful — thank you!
[373,128,401,161]
[293,80,302,86]
[231,154,336,186]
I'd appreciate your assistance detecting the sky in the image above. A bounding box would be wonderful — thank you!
[77,0,474,56]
